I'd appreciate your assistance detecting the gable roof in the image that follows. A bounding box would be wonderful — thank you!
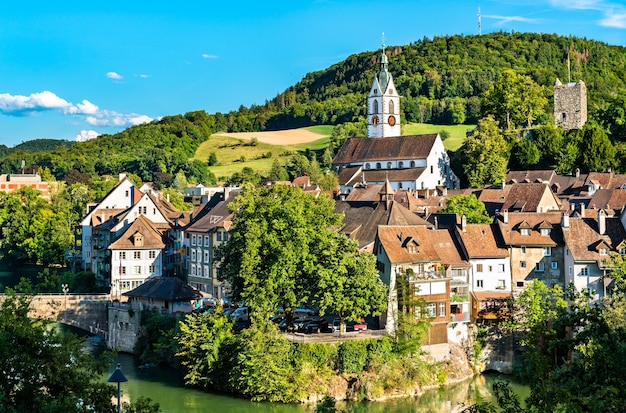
[377,225,441,264]
[108,215,165,250]
[335,199,432,250]
[185,189,240,233]
[501,183,560,212]
[332,134,439,164]
[123,276,201,301]
[497,212,563,247]
[562,215,626,263]
[457,223,509,259]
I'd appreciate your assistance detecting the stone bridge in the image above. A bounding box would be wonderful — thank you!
[28,294,111,338]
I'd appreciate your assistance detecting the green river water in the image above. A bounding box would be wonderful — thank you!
[105,351,529,413]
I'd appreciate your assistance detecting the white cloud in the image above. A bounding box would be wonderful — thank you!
[0,91,72,115]
[600,8,626,28]
[202,53,218,59]
[139,74,149,78]
[106,71,123,80]
[483,14,542,25]
[76,130,100,142]
[548,0,604,10]
[0,90,153,131]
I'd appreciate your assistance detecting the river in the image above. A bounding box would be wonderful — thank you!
[104,352,529,413]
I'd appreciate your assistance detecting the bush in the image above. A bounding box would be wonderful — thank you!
[366,337,394,368]
[338,340,368,374]
[293,342,339,371]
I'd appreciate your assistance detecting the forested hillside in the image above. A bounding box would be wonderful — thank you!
[3,31,626,185]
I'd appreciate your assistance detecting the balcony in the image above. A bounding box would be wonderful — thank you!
[450,312,470,323]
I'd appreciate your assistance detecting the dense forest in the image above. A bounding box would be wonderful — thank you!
[3,32,626,186]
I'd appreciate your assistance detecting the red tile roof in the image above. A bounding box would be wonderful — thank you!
[332,134,438,164]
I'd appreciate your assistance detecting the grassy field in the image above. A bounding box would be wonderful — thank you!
[196,126,331,180]
[403,123,474,152]
[196,123,472,181]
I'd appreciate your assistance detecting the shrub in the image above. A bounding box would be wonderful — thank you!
[338,340,368,374]
[366,337,394,368]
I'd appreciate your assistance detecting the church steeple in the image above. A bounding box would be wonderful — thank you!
[367,33,401,138]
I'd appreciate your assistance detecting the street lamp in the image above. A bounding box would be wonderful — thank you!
[61,283,69,311]
[107,363,128,413]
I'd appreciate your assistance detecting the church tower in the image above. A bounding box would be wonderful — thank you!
[367,37,401,138]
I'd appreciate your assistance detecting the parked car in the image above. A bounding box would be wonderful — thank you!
[230,306,249,322]
[303,318,329,334]
[331,318,342,333]
[352,318,368,332]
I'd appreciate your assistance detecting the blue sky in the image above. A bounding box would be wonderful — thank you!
[1,0,625,147]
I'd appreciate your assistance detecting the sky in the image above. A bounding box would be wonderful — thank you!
[1,0,625,148]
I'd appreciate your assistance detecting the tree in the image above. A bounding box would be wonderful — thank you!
[314,235,387,331]
[0,288,117,413]
[267,159,289,182]
[481,70,547,130]
[207,152,218,166]
[459,116,509,187]
[575,124,617,173]
[509,138,540,170]
[439,194,492,223]
[221,185,342,322]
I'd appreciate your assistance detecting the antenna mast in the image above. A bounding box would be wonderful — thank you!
[478,5,482,35]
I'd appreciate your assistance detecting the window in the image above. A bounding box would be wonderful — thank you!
[408,244,418,254]
[387,162,392,169]
[121,266,126,275]
[389,100,395,114]
[521,246,526,254]
[142,206,147,214]
[371,116,379,126]
[516,281,525,288]
[520,261,526,269]
[149,265,155,274]
[217,232,222,241]
[541,228,551,236]
[521,228,530,236]
[476,264,483,272]
[149,250,156,259]
[191,235,196,246]
[120,252,126,260]
[134,251,141,259]
[191,265,196,276]
[426,303,436,317]
[398,161,404,168]
[543,247,552,256]
[562,112,566,122]
[476,279,484,288]
[204,266,210,278]
[191,250,196,262]
[376,162,381,169]
[439,302,446,317]
[599,248,608,256]
[551,261,558,270]
[410,161,416,168]
[569,266,573,275]
[224,232,229,241]
[535,262,545,272]
[204,251,209,263]
[373,100,379,113]
[498,264,505,272]
[581,267,589,276]
[620,248,626,256]
[134,266,141,274]
[497,280,506,290]
[204,236,210,246]
[125,190,129,197]
[365,163,370,170]
[487,265,493,272]
[430,165,434,174]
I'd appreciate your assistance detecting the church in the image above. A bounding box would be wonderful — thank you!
[331,42,459,195]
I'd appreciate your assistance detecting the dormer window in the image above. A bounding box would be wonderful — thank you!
[365,163,370,170]
[408,244,418,254]
[521,228,530,236]
[541,228,551,236]
[133,233,144,247]
[620,248,626,256]
[376,162,381,169]
[398,161,404,168]
[387,162,392,169]
[599,248,608,256]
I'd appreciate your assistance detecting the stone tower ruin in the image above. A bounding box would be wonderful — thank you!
[554,78,587,130]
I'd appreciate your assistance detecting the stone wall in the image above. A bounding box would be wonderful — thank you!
[554,79,587,130]
[107,304,141,354]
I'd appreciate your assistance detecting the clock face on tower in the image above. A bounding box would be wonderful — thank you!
[388,115,396,126]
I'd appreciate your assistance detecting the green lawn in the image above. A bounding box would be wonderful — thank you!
[403,123,475,151]
[195,123,471,181]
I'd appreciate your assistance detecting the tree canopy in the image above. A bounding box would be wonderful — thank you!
[439,194,492,223]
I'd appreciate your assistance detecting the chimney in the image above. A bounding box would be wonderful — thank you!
[501,180,506,190]
[461,215,467,232]
[580,203,585,218]
[443,187,447,196]
[425,189,430,199]
[575,168,580,178]
[598,209,606,235]
[434,216,439,230]
[502,209,509,224]
[561,212,570,229]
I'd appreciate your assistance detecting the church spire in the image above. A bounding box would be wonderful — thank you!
[367,33,401,138]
